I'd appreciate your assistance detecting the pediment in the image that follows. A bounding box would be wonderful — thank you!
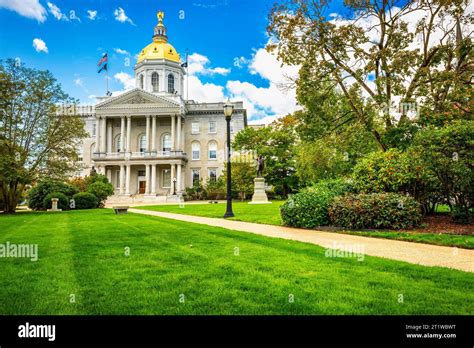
[95,88,182,110]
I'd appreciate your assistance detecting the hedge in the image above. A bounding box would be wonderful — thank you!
[73,192,98,209]
[329,193,422,230]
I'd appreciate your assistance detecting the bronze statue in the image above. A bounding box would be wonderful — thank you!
[256,155,265,177]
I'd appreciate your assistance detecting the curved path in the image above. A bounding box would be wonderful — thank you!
[130,208,474,272]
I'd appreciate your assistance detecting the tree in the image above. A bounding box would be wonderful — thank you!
[222,162,254,201]
[232,115,299,196]
[0,59,87,213]
[268,0,472,150]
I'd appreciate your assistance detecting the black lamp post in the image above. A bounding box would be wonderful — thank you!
[223,100,234,218]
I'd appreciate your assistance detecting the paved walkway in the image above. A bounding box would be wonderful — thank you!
[129,209,474,273]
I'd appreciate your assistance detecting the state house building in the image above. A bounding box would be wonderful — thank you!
[76,11,247,202]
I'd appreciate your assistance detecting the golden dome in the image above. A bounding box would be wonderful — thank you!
[136,11,181,64]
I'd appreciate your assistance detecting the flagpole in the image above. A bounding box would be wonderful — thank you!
[186,48,189,101]
[105,51,109,95]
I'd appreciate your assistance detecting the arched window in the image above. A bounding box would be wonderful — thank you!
[162,133,171,152]
[167,74,175,93]
[114,134,122,152]
[138,134,147,153]
[139,75,144,89]
[191,141,200,160]
[152,72,159,92]
[208,141,217,160]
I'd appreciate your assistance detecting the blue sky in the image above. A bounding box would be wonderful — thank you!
[0,0,345,123]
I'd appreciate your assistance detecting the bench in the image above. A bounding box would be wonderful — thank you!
[113,206,129,214]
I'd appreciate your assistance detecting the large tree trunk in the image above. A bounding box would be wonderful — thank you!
[1,181,22,214]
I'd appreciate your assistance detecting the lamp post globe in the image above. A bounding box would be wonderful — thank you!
[223,100,235,218]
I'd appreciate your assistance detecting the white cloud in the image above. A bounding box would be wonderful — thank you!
[233,56,249,69]
[32,38,48,53]
[186,75,225,103]
[188,53,231,76]
[74,77,84,87]
[227,47,299,123]
[114,72,135,90]
[47,2,67,21]
[114,7,134,25]
[87,10,97,20]
[114,48,130,56]
[0,0,46,22]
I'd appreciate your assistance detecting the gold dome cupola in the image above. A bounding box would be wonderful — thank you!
[136,11,180,64]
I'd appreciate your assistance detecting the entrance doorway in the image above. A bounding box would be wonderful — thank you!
[139,181,146,194]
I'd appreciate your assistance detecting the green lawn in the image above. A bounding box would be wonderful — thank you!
[0,209,473,315]
[140,201,285,225]
[139,202,474,249]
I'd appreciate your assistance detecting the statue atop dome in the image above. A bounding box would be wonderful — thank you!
[157,11,164,25]
[153,10,167,42]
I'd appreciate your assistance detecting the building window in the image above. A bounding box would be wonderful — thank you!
[162,133,171,151]
[208,168,217,182]
[139,134,147,152]
[208,121,216,133]
[139,74,144,89]
[191,121,200,134]
[92,123,96,136]
[163,169,171,188]
[168,74,175,93]
[114,134,121,152]
[192,169,200,186]
[138,170,145,177]
[152,72,159,92]
[191,141,200,160]
[208,141,217,160]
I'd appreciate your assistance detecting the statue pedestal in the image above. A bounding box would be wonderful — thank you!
[249,177,271,204]
[47,198,62,212]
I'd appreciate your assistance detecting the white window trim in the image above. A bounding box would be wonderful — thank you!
[191,168,200,186]
[208,168,217,181]
[208,121,216,134]
[191,121,200,135]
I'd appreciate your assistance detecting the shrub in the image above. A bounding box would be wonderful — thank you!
[206,178,226,200]
[329,193,422,230]
[352,148,441,214]
[69,176,87,192]
[42,192,69,210]
[28,179,78,210]
[87,181,114,207]
[413,120,473,223]
[280,179,353,228]
[73,192,98,209]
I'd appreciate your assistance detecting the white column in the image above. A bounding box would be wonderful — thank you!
[120,116,125,152]
[119,165,125,194]
[125,164,131,195]
[126,116,131,152]
[106,167,112,183]
[171,164,176,195]
[100,116,107,153]
[95,116,101,153]
[151,164,157,194]
[181,119,184,151]
[145,164,150,194]
[151,116,157,152]
[177,115,181,151]
[177,164,182,192]
[171,115,176,151]
[107,119,112,153]
[146,116,151,152]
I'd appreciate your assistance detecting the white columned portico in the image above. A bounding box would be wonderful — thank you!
[106,167,112,183]
[145,164,150,194]
[95,116,101,153]
[106,119,112,153]
[176,115,181,151]
[125,164,131,195]
[151,164,157,194]
[120,116,125,152]
[171,115,176,151]
[126,116,132,152]
[151,116,157,152]
[176,164,182,192]
[100,116,107,153]
[146,116,151,152]
[119,165,125,194]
